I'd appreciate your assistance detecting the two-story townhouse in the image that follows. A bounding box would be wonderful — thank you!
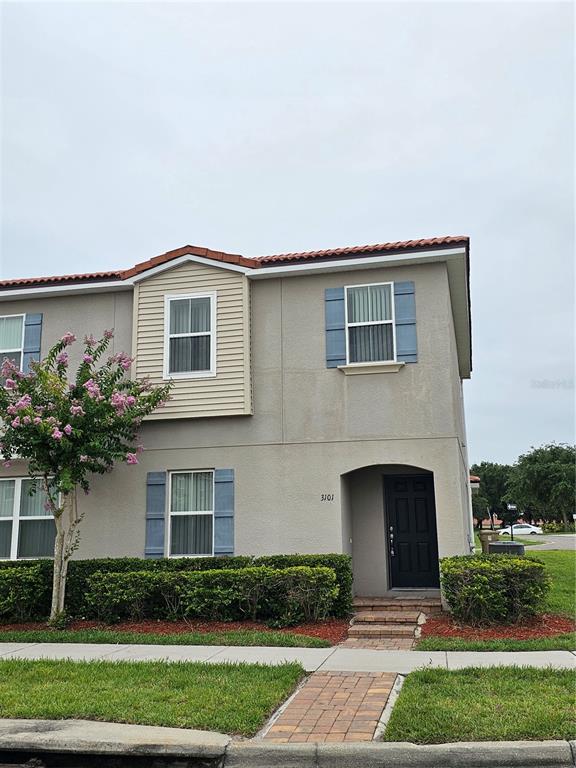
[0,235,473,595]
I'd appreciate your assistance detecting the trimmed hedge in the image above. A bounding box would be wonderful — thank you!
[440,554,550,626]
[0,566,50,622]
[254,554,352,618]
[84,566,339,626]
[0,553,352,620]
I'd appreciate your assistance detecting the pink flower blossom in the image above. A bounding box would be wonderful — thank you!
[51,427,63,440]
[79,455,88,462]
[64,424,72,435]
[14,394,32,410]
[83,379,102,400]
[126,453,138,465]
[6,405,16,415]
[22,415,31,425]
[10,417,20,427]
[4,378,16,390]
[82,354,94,363]
[84,334,96,347]
[46,416,58,426]
[61,332,76,346]
[126,395,136,406]
[104,329,114,339]
[55,352,68,365]
[70,405,84,416]
[1,359,16,377]
[33,417,42,425]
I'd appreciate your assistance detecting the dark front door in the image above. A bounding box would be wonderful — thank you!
[385,475,440,588]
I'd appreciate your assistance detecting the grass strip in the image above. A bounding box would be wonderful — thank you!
[0,659,304,736]
[383,667,576,743]
[0,628,329,648]
[416,633,576,651]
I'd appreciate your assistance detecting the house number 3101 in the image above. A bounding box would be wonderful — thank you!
[321,494,335,502]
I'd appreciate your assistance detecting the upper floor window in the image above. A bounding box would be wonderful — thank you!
[0,478,55,560]
[0,315,24,371]
[168,470,214,557]
[164,293,216,379]
[345,283,396,364]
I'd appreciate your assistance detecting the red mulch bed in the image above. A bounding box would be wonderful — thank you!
[0,618,350,645]
[421,613,575,640]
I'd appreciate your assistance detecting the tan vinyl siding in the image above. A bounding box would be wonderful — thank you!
[135,261,252,419]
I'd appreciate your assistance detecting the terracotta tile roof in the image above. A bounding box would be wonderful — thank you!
[0,236,469,289]
[254,236,469,265]
[0,271,124,289]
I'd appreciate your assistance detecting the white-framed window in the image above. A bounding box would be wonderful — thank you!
[163,293,216,379]
[0,315,25,371]
[168,470,214,557]
[0,478,55,560]
[344,282,396,364]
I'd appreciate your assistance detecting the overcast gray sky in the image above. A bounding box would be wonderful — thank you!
[1,1,573,464]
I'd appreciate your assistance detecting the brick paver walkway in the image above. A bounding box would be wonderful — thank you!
[262,671,396,743]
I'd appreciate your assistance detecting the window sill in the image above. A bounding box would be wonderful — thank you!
[337,361,405,375]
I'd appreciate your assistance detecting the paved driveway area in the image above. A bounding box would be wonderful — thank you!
[528,534,576,551]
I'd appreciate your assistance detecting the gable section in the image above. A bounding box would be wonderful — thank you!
[134,260,252,419]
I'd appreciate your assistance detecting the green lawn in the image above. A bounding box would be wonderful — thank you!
[0,628,329,648]
[417,550,575,651]
[0,659,304,736]
[383,668,576,743]
[527,550,576,616]
[473,532,547,550]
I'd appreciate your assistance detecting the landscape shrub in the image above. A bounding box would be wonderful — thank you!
[0,566,50,622]
[254,554,352,617]
[0,553,351,620]
[542,521,576,534]
[84,566,339,625]
[440,554,550,626]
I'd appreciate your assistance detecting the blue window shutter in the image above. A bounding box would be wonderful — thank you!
[214,469,234,555]
[22,313,43,372]
[325,287,346,368]
[394,281,417,363]
[145,472,166,559]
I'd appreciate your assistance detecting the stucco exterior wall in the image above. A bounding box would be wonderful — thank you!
[0,260,472,588]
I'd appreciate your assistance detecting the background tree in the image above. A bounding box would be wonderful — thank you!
[470,462,513,528]
[506,443,576,528]
[471,493,490,529]
[0,331,171,622]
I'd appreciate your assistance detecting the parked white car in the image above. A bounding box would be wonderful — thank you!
[499,524,543,536]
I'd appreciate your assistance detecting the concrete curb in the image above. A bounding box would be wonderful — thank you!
[0,722,574,767]
[0,719,231,757]
[226,741,575,767]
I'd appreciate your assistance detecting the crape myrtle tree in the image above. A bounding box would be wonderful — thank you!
[0,331,171,623]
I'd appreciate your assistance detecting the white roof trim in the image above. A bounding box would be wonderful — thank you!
[248,247,466,278]
[0,280,132,300]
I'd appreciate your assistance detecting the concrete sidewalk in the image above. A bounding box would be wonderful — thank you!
[0,642,574,672]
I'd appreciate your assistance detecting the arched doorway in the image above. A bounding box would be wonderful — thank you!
[342,464,440,595]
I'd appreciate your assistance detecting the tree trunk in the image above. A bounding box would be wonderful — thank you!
[49,489,79,623]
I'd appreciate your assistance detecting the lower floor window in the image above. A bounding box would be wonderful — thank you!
[0,478,55,559]
[169,470,214,556]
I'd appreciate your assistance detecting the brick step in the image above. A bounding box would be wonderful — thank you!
[347,623,418,638]
[353,597,442,613]
[353,610,421,624]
